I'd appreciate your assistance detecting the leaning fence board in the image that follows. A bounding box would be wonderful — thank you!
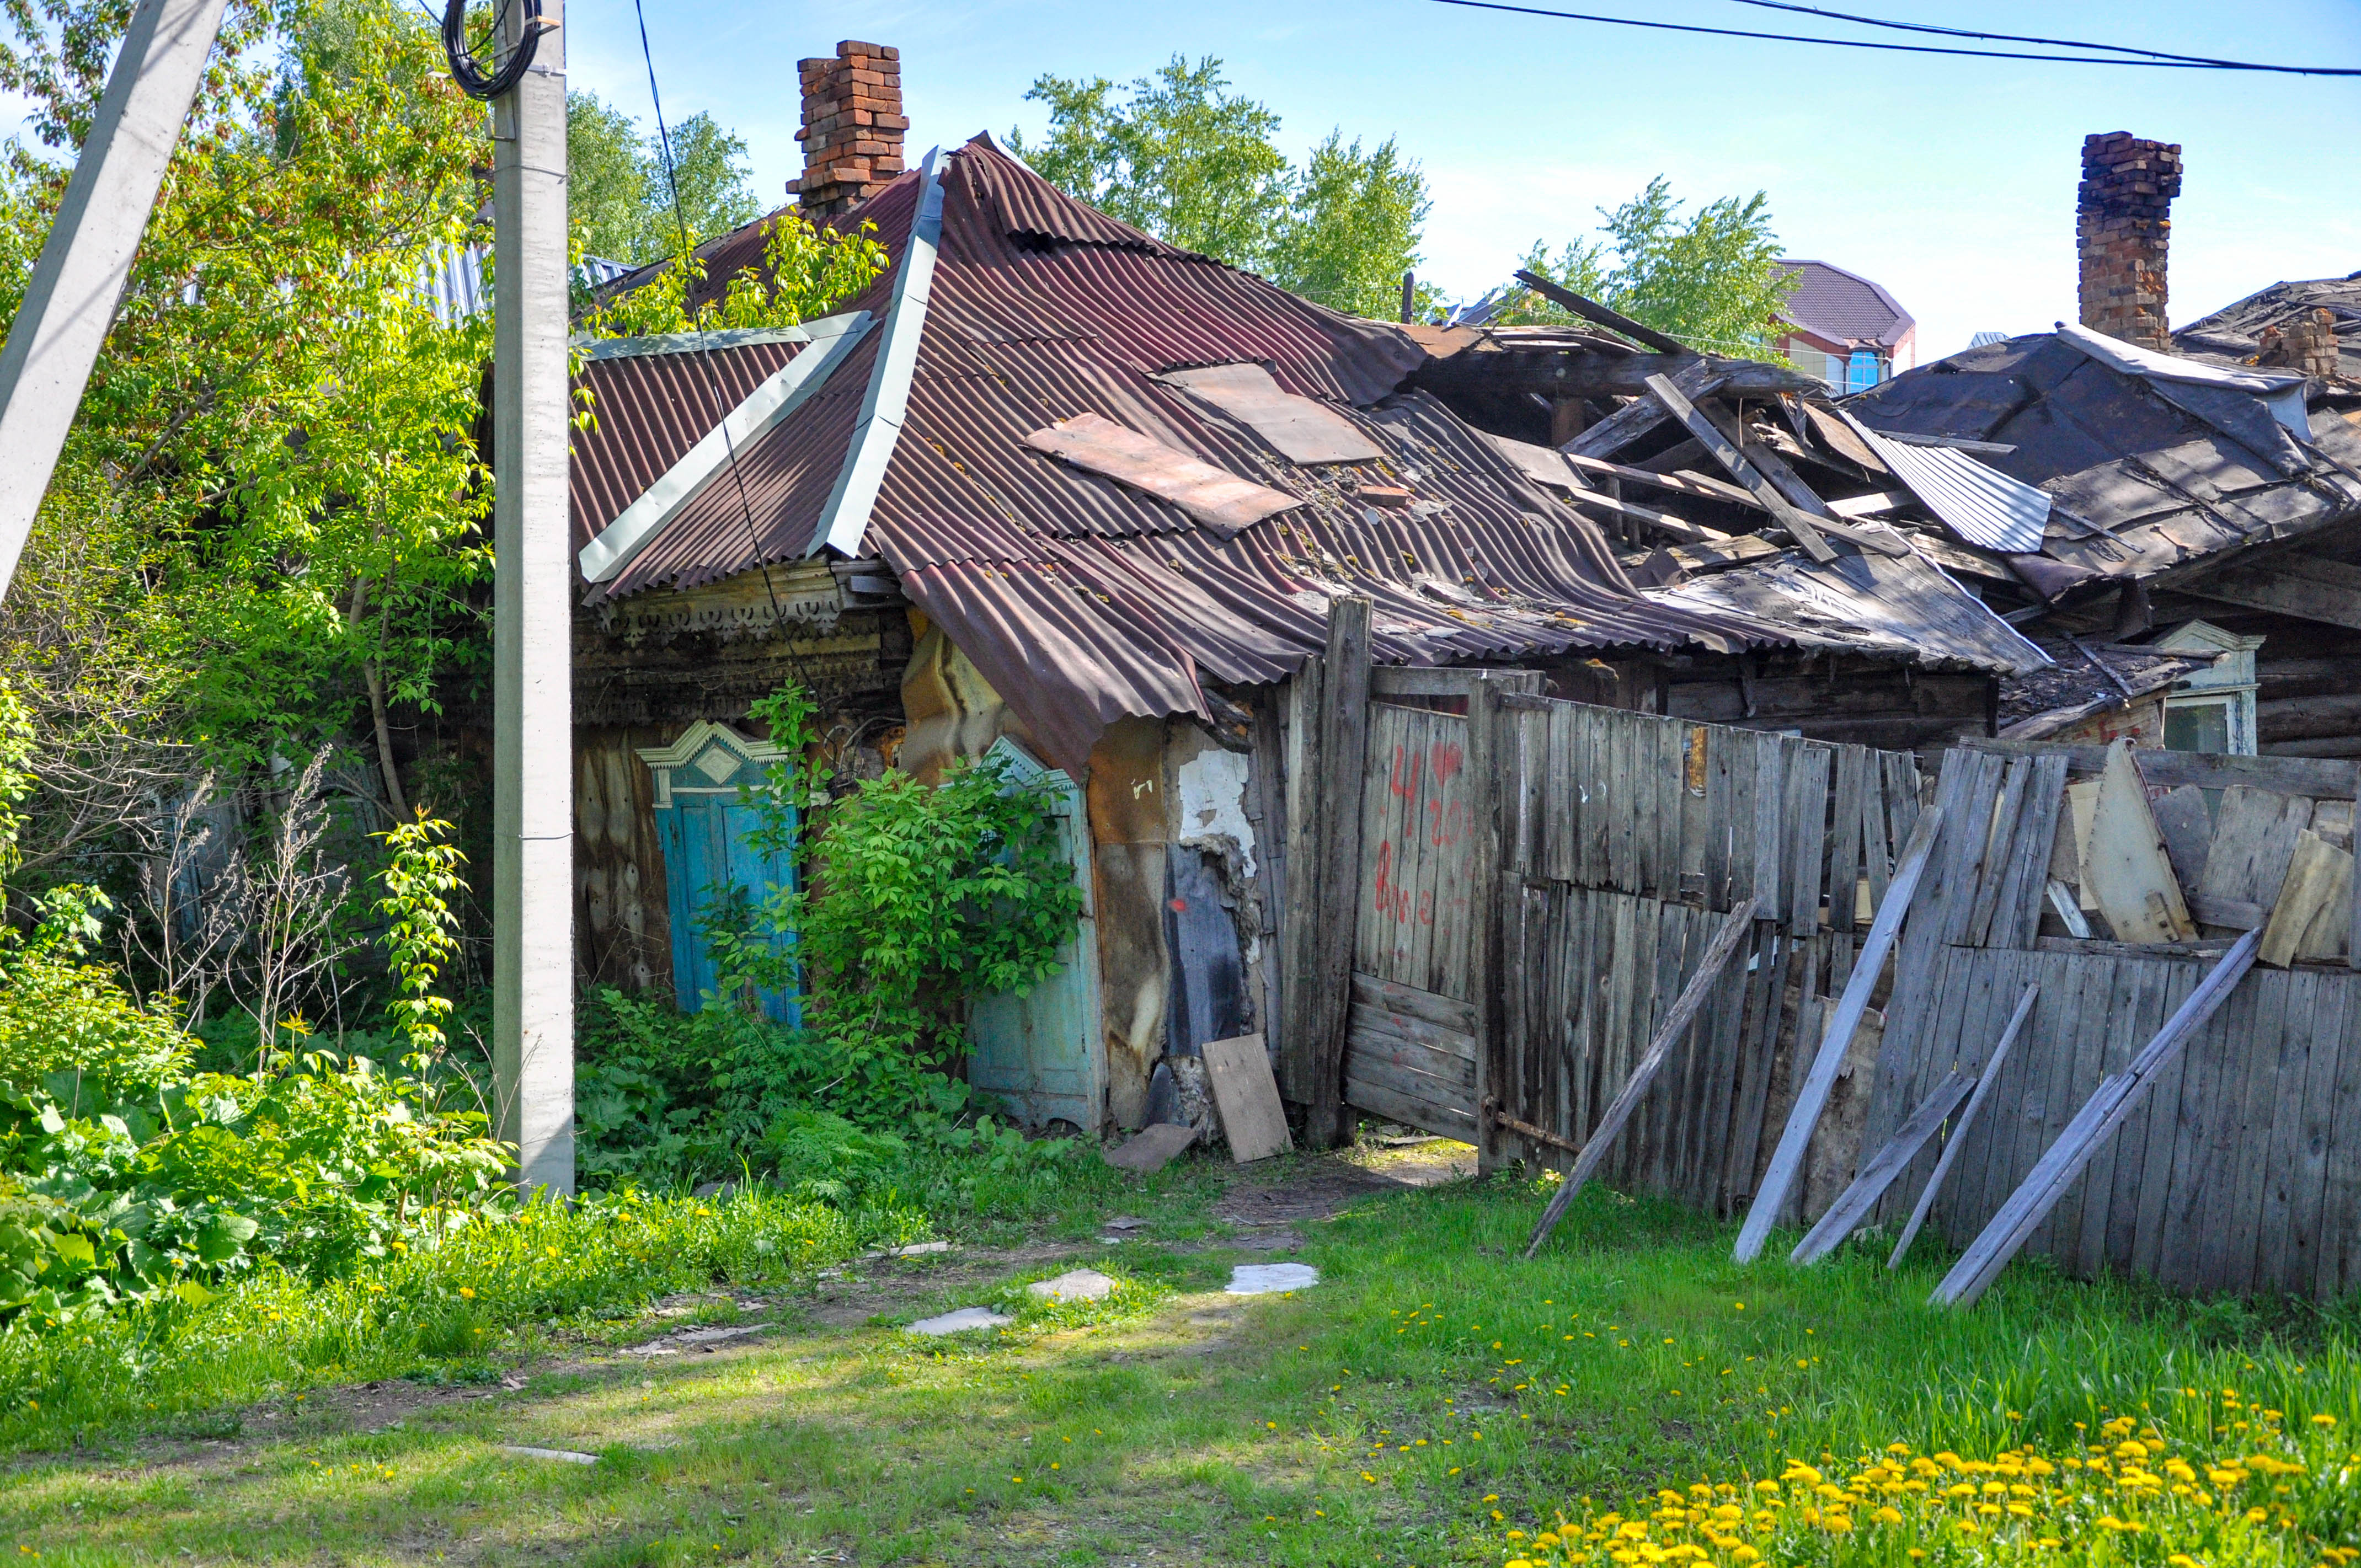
[1521,897,1759,1257]
[1932,930,2261,1309]
[2198,786,2314,914]
[1793,1067,1975,1265]
[1735,802,1947,1262]
[2254,971,2316,1293]
[2086,739,2195,944]
[1888,982,2040,1269]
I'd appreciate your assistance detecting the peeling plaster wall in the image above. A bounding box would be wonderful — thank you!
[1086,717,1169,1130]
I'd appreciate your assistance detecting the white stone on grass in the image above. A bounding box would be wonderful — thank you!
[1225,1262,1318,1295]
[1025,1269,1117,1303]
[502,1445,599,1465]
[906,1305,1012,1336]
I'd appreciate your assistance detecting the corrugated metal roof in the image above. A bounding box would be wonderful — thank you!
[1847,328,2361,603]
[1852,422,2050,554]
[569,136,2002,771]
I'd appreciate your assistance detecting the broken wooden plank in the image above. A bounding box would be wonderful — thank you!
[2259,830,2353,967]
[1564,358,1720,461]
[1931,931,2261,1308]
[1561,450,1762,511]
[1563,486,1715,542]
[1734,804,1947,1263]
[1103,1122,1198,1173]
[1643,372,1840,565]
[1521,896,1758,1258]
[2084,738,2194,943]
[1203,1032,1291,1163]
[1791,1068,1976,1265]
[1888,983,2042,1269]
[1826,489,1916,518]
[2186,892,2267,931]
[1513,269,1690,355]
[2196,785,2313,919]
[2150,785,2214,895]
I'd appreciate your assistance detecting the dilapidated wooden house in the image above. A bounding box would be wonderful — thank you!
[558,37,2074,1136]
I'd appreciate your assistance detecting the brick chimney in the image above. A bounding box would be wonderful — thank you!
[790,41,906,222]
[2077,131,2183,350]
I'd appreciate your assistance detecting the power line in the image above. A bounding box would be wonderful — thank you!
[1724,0,2336,69]
[1425,0,2361,73]
[628,0,797,638]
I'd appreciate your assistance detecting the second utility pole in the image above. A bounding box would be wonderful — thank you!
[490,0,574,1197]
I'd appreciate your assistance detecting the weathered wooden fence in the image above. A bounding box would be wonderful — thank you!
[1315,683,2361,1298]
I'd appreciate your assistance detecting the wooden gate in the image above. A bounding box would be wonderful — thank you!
[1337,686,1925,1214]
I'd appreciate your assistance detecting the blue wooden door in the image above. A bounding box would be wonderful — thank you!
[659,791,799,1024]
[967,740,1104,1132]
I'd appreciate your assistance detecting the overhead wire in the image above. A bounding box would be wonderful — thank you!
[1425,0,2361,73]
[627,0,802,647]
[1720,0,2326,68]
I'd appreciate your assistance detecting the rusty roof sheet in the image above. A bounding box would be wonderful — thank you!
[571,137,1954,770]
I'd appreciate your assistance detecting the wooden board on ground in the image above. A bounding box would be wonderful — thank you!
[2085,740,2194,944]
[1203,1032,1292,1163]
[1103,1122,1197,1173]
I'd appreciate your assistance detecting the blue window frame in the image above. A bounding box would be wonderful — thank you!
[1846,348,1883,393]
[636,721,800,1022]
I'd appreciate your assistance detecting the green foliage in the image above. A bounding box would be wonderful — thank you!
[1010,56,1433,319]
[0,0,495,795]
[0,925,506,1322]
[565,92,762,265]
[704,683,1085,1089]
[371,814,462,1058]
[578,209,890,341]
[1503,176,1797,358]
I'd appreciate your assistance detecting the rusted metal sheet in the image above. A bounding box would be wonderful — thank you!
[1022,413,1304,532]
[1154,362,1383,465]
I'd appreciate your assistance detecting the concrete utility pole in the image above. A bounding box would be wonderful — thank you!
[0,0,233,598]
[490,0,574,1196]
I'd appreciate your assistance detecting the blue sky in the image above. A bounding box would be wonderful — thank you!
[565,0,2361,362]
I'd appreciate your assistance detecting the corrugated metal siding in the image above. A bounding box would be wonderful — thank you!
[1858,430,2051,554]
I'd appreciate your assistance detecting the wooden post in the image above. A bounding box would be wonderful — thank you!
[1305,598,1372,1147]
[1468,677,1504,1173]
[1275,656,1326,1101]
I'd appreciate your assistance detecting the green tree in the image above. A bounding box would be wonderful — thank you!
[1008,56,1431,319]
[1504,176,1796,357]
[0,0,492,918]
[566,94,762,265]
[567,91,650,263]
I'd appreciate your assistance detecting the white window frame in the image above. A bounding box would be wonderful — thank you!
[2152,619,2264,757]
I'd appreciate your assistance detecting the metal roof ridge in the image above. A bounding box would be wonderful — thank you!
[809,145,949,559]
[578,310,877,585]
[572,323,821,361]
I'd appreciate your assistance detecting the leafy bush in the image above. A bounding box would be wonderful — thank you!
[706,682,1084,1088]
[0,819,506,1323]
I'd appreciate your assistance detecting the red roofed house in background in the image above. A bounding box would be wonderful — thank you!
[1774,259,1917,394]
[557,40,2053,1141]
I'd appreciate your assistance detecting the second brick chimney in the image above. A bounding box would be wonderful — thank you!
[791,41,906,222]
[2077,131,2183,350]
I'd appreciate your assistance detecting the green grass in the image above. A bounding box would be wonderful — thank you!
[0,1160,2353,1567]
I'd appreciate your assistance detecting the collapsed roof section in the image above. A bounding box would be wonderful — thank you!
[567,136,2048,770]
[1845,318,2361,608]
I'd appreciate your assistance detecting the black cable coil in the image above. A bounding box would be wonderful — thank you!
[443,0,542,100]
